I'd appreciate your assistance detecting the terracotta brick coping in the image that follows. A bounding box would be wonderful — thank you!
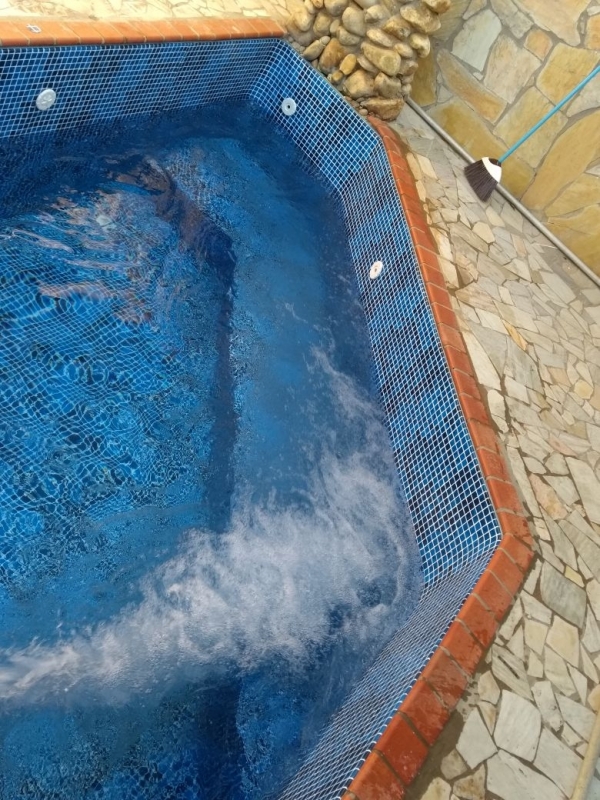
[0,19,531,790]
[341,118,536,800]
[0,16,284,47]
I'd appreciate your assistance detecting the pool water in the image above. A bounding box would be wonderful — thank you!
[0,101,421,799]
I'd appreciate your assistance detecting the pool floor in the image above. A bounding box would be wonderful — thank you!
[0,101,421,799]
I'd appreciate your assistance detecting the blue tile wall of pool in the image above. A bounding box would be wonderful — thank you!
[0,37,501,799]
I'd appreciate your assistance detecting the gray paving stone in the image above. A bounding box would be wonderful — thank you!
[540,563,586,628]
[491,645,533,699]
[534,727,582,796]
[532,680,562,731]
[558,695,595,741]
[493,691,541,761]
[487,751,563,800]
[567,458,600,524]
[456,708,497,769]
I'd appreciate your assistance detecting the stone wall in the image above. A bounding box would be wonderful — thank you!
[411,0,600,275]
[286,0,450,120]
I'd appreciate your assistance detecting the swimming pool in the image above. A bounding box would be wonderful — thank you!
[0,27,523,800]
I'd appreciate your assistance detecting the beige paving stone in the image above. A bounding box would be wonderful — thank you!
[547,206,600,275]
[534,728,582,797]
[587,13,600,48]
[580,646,598,682]
[545,645,577,695]
[583,612,600,654]
[546,474,579,506]
[456,708,497,768]
[478,670,501,705]
[567,458,600,524]
[451,8,501,70]
[537,43,600,105]
[532,680,562,731]
[421,778,452,800]
[498,598,523,642]
[492,645,533,699]
[530,475,568,520]
[495,88,567,169]
[547,616,580,667]
[558,695,595,741]
[410,48,437,105]
[525,28,552,59]
[493,691,541,761]
[566,566,584,587]
[478,699,498,733]
[453,764,485,800]
[484,35,540,104]
[512,0,588,46]
[525,618,548,655]
[523,110,600,211]
[563,722,583,747]
[546,174,600,218]
[441,749,468,781]
[437,49,505,123]
[487,750,563,800]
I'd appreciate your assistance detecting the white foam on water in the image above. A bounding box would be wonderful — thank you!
[0,354,421,706]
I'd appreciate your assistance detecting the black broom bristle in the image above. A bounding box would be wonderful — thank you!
[464,158,501,202]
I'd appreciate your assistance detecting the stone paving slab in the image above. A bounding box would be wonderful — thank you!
[393,105,600,800]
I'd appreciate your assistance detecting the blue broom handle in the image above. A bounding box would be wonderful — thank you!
[499,63,600,163]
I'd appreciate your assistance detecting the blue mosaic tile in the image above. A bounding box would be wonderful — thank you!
[0,37,502,800]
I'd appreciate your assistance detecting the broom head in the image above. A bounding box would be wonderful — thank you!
[464,157,502,202]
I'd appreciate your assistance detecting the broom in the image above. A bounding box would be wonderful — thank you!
[465,63,600,201]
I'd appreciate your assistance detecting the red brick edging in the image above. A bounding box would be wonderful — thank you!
[340,119,536,800]
[0,15,283,47]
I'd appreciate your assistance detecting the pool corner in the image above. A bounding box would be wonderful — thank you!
[343,117,536,800]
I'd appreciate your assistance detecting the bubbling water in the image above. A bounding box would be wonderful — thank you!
[0,356,420,708]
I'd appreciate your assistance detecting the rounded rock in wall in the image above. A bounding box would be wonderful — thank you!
[303,37,329,59]
[361,42,402,76]
[312,0,325,7]
[374,72,403,98]
[287,20,316,44]
[353,0,380,9]
[399,3,441,34]
[357,54,378,72]
[398,57,418,74]
[304,0,317,12]
[331,69,345,83]
[421,0,450,12]
[358,107,369,116]
[340,53,358,74]
[344,68,377,98]
[364,3,390,21]
[366,28,396,47]
[360,96,404,119]
[337,26,361,46]
[319,37,349,71]
[408,31,430,57]
[314,10,333,35]
[292,5,315,32]
[342,5,366,36]
[381,14,412,38]
[393,40,415,58]
[324,0,349,16]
